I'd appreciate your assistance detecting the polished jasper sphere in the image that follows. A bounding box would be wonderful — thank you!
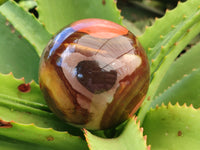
[39,18,150,130]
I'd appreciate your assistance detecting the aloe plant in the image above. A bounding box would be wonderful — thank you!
[0,0,200,149]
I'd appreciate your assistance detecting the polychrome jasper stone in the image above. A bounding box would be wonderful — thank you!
[39,18,150,130]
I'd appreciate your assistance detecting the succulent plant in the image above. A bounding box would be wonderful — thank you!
[0,0,200,150]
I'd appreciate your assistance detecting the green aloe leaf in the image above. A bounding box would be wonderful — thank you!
[138,0,200,122]
[0,11,39,82]
[85,117,150,150]
[0,72,46,107]
[122,19,142,36]
[19,0,37,12]
[0,0,7,5]
[156,42,200,96]
[0,73,82,135]
[139,1,200,65]
[151,68,200,109]
[143,103,200,150]
[36,0,122,34]
[150,41,200,108]
[0,120,88,150]
[0,0,52,56]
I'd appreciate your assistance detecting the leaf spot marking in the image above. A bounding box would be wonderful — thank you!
[9,24,15,33]
[147,96,151,101]
[5,20,9,26]
[18,35,22,39]
[18,83,31,93]
[46,136,54,141]
[178,130,182,136]
[0,120,12,128]
[174,42,178,46]
[102,0,106,5]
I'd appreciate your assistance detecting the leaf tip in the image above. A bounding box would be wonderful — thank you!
[189,103,194,109]
[145,26,149,29]
[156,105,159,109]
[83,129,92,150]
[161,102,166,108]
[140,127,144,133]
[183,14,187,19]
[171,25,175,28]
[8,72,14,76]
[174,102,181,107]
[147,145,151,150]
[147,47,151,52]
[41,22,46,27]
[147,96,151,101]
[192,68,197,71]
[20,77,26,82]
[143,134,147,141]
[144,135,151,150]
[83,128,88,136]
[168,102,173,107]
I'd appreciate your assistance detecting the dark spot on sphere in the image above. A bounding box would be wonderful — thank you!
[75,60,117,94]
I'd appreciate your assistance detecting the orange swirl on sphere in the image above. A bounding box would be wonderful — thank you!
[71,18,128,39]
